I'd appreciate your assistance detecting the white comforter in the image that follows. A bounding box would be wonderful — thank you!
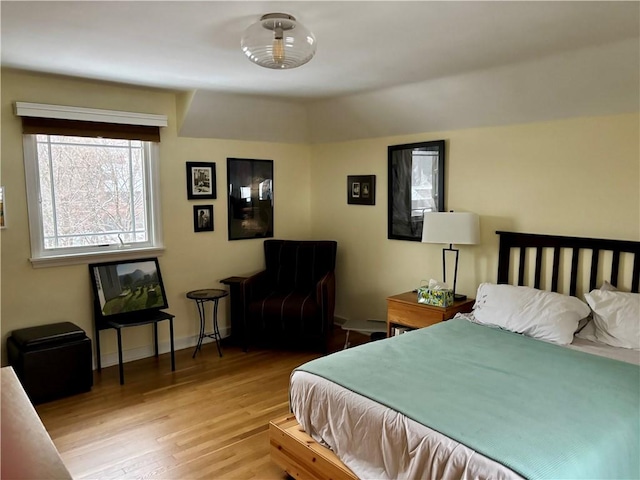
[290,325,639,480]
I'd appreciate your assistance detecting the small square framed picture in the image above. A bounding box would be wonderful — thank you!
[347,175,376,205]
[193,205,214,232]
[186,162,216,200]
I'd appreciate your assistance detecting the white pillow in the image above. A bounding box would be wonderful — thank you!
[599,280,619,292]
[575,282,617,340]
[584,290,640,350]
[575,318,599,342]
[473,283,591,345]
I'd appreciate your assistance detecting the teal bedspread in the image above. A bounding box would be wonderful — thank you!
[295,319,640,479]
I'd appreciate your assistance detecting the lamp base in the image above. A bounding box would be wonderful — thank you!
[453,293,467,301]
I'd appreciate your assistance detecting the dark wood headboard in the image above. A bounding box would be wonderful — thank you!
[496,231,640,295]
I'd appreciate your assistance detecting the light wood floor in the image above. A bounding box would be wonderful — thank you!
[36,330,368,479]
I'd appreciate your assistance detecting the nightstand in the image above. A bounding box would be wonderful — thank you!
[386,292,475,337]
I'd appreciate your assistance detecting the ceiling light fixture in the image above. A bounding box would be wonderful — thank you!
[241,13,316,69]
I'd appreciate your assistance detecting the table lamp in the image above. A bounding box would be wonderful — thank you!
[421,212,480,301]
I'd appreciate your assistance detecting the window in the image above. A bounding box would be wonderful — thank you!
[17,102,167,267]
[23,134,163,266]
[410,150,439,217]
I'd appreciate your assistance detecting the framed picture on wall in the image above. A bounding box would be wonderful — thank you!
[388,140,445,241]
[227,158,274,240]
[193,205,214,232]
[186,162,216,200]
[347,175,376,205]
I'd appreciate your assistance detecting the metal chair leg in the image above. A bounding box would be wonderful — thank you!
[116,328,124,385]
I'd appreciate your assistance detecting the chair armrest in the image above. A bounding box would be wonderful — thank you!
[241,270,270,304]
[315,271,336,331]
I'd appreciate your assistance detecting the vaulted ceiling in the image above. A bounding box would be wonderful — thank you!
[2,1,639,143]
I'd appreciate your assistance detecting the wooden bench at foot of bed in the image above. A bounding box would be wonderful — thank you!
[269,414,358,480]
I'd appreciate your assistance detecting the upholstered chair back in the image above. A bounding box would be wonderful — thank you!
[264,240,337,293]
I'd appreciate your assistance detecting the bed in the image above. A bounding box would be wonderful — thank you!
[269,231,640,480]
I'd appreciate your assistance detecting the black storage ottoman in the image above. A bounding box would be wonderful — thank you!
[7,322,93,404]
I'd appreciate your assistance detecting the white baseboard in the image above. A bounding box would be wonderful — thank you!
[96,325,231,369]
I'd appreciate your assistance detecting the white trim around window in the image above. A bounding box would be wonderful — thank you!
[23,136,165,268]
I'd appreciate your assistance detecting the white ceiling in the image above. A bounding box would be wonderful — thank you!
[2,1,639,143]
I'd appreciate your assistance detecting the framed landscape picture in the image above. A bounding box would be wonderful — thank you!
[186,162,216,200]
[89,257,168,319]
[347,175,376,205]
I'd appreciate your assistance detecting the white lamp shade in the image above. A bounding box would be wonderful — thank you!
[422,212,480,245]
[241,13,316,69]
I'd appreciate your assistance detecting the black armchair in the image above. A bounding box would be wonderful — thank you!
[241,240,337,351]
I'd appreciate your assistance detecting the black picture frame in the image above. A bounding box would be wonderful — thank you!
[388,140,445,241]
[193,205,214,232]
[227,158,274,241]
[186,162,216,200]
[88,257,169,319]
[347,175,376,205]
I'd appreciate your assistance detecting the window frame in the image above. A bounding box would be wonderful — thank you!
[23,135,164,267]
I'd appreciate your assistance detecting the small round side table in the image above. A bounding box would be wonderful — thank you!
[186,289,229,358]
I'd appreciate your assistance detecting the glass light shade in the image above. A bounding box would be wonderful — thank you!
[241,13,316,69]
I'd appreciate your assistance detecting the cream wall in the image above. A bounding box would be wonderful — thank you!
[0,70,312,366]
[1,69,639,367]
[310,114,640,322]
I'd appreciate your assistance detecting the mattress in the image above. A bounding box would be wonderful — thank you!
[290,320,639,480]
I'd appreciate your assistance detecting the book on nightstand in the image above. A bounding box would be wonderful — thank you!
[393,327,411,336]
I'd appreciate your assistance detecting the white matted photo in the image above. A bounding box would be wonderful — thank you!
[186,162,217,199]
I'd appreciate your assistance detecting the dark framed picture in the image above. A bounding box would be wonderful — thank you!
[347,175,376,205]
[186,162,216,200]
[388,140,445,241]
[88,257,168,319]
[227,158,274,241]
[193,205,214,232]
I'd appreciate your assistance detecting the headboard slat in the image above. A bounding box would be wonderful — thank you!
[610,250,620,288]
[518,247,526,286]
[551,246,560,293]
[534,246,543,290]
[497,234,511,284]
[569,248,580,297]
[496,231,640,296]
[589,249,600,292]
